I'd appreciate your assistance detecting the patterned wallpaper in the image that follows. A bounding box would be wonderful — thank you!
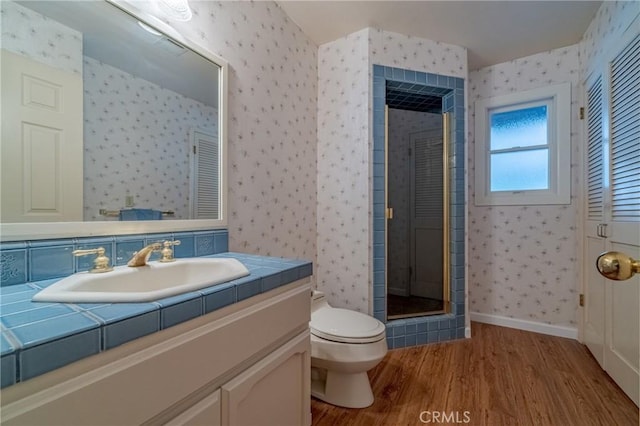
[317,28,467,313]
[467,0,639,331]
[581,1,639,76]
[6,1,318,262]
[369,29,467,79]
[317,29,370,311]
[0,1,83,76]
[387,109,442,296]
[83,57,218,221]
[468,45,582,329]
[152,1,318,262]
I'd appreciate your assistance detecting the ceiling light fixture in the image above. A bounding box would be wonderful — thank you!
[137,21,162,36]
[157,0,192,22]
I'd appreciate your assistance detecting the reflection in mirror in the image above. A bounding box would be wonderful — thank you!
[1,0,222,224]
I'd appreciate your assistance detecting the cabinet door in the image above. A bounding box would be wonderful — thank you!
[165,390,221,426]
[221,331,310,426]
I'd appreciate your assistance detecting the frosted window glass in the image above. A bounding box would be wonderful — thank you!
[490,105,548,150]
[490,149,549,191]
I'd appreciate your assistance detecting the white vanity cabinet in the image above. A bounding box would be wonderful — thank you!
[1,280,312,426]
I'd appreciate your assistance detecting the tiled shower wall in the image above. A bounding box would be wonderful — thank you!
[372,66,466,348]
[316,28,468,348]
[317,28,468,319]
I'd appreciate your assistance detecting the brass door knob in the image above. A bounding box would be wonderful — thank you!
[596,251,640,281]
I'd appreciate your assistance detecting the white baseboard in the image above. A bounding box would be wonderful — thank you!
[470,312,578,340]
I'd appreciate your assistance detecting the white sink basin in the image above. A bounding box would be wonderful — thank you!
[32,258,250,303]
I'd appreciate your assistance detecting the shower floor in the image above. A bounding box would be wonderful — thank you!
[387,294,445,319]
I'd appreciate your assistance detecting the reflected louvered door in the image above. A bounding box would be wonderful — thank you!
[190,129,219,219]
[410,129,443,299]
[583,29,639,406]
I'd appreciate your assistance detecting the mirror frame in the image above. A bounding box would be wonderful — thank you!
[0,0,229,242]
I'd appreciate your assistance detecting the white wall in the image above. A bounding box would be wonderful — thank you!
[581,1,640,76]
[467,45,582,333]
[0,1,82,75]
[317,28,467,313]
[83,57,217,221]
[97,1,320,261]
[467,0,639,336]
[316,28,370,311]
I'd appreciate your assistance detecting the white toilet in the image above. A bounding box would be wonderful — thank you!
[309,290,388,408]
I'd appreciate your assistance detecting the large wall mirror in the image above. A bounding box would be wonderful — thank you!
[0,0,227,241]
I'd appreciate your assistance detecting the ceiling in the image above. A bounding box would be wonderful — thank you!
[277,1,602,70]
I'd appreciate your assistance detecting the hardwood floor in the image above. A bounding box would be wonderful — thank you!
[311,323,638,426]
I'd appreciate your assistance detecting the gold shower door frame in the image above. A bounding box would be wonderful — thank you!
[385,107,451,320]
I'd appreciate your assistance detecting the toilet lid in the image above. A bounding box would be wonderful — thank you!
[310,308,386,343]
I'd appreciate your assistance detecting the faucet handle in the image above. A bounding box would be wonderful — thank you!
[159,240,181,263]
[73,247,113,273]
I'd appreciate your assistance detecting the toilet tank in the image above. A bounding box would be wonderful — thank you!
[311,290,330,313]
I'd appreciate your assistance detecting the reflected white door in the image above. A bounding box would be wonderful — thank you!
[1,49,83,222]
[410,129,443,299]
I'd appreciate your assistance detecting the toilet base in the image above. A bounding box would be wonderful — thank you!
[311,367,374,408]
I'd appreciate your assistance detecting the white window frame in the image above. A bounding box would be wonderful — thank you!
[474,82,571,206]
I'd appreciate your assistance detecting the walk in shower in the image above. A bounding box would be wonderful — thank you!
[385,82,452,319]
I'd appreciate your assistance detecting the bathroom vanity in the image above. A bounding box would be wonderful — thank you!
[1,279,311,425]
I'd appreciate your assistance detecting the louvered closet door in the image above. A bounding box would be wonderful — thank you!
[583,75,606,367]
[603,33,639,406]
[584,29,639,406]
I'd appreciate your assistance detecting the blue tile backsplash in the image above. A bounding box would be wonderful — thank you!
[0,229,230,286]
[0,229,313,388]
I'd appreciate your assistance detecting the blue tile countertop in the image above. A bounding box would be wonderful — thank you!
[0,252,312,388]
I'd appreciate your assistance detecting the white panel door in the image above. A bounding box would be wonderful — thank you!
[605,232,639,405]
[1,49,83,222]
[583,28,639,406]
[602,31,639,406]
[410,129,443,299]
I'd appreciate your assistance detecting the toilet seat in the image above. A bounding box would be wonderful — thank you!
[311,308,386,343]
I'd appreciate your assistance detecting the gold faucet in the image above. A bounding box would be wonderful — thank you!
[159,240,181,262]
[127,242,162,267]
[73,247,113,273]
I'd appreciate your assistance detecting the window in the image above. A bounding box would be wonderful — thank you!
[475,83,571,205]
